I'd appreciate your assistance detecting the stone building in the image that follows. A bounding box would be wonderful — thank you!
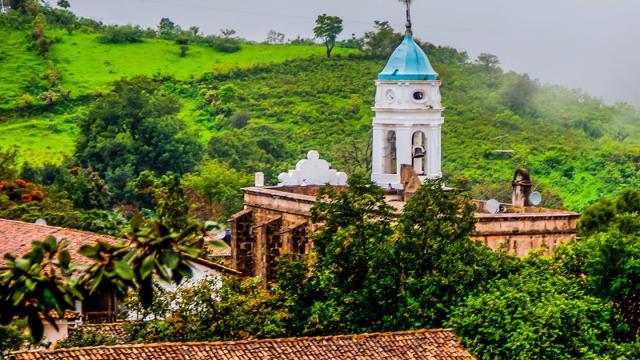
[231,166,579,280]
[230,14,579,280]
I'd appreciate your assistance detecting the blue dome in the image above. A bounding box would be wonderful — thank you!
[378,35,438,81]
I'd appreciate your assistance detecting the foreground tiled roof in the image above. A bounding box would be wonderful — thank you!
[0,218,121,266]
[14,329,475,360]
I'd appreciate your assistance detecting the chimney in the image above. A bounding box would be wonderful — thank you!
[512,168,532,208]
[254,172,265,187]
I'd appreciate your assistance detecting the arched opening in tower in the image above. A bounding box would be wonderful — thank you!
[385,130,397,174]
[412,131,427,175]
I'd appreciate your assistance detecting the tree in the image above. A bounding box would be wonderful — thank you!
[182,161,252,221]
[75,76,203,202]
[579,198,617,236]
[476,53,500,70]
[0,236,80,342]
[207,125,291,179]
[449,267,615,359]
[579,189,640,237]
[220,28,236,38]
[266,30,285,44]
[121,276,288,343]
[98,25,144,43]
[134,171,190,231]
[79,218,206,308]
[501,73,538,114]
[313,14,343,58]
[57,327,119,348]
[179,44,188,57]
[0,321,27,358]
[363,21,402,58]
[288,174,399,335]
[158,17,178,39]
[188,26,199,37]
[0,147,18,181]
[56,0,70,9]
[555,230,640,340]
[393,178,514,327]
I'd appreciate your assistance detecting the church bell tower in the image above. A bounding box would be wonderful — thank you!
[371,2,444,189]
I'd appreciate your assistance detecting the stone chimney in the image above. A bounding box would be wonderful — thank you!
[512,168,532,208]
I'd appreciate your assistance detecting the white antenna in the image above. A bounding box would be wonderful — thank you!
[486,199,501,214]
[529,191,542,206]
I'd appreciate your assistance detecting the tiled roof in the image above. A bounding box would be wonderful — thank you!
[0,218,239,274]
[14,329,475,360]
[0,218,122,266]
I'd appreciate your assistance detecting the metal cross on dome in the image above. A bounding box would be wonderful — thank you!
[400,0,413,35]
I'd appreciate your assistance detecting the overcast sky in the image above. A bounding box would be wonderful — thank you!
[61,0,640,105]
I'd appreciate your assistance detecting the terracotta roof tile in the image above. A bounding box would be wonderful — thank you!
[13,329,475,360]
[0,218,237,273]
[0,218,122,266]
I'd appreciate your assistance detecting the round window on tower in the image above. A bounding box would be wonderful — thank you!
[412,90,425,102]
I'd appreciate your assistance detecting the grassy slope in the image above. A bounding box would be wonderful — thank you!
[0,27,357,164]
[0,116,76,164]
[49,30,356,97]
[0,29,45,106]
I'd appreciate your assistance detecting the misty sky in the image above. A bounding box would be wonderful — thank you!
[61,0,640,105]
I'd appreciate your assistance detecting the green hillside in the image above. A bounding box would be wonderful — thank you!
[0,26,357,163]
[2,12,640,212]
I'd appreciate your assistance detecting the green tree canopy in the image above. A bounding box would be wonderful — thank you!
[363,21,402,58]
[313,14,343,58]
[449,266,614,360]
[393,179,515,328]
[75,76,203,202]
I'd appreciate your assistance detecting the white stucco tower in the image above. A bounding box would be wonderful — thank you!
[371,11,443,189]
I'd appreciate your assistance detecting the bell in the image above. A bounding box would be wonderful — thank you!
[413,146,426,159]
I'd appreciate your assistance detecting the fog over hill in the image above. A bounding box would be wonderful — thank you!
[52,0,640,106]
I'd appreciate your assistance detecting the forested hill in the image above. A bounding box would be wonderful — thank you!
[2,7,640,213]
[195,55,640,211]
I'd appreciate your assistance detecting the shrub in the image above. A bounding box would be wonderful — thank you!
[179,44,188,57]
[230,112,250,129]
[99,25,144,44]
[57,328,119,348]
[0,321,27,359]
[15,93,34,111]
[200,36,241,53]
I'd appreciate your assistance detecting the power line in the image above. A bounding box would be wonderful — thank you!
[119,0,470,32]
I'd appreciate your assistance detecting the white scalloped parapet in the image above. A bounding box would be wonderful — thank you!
[277,151,348,186]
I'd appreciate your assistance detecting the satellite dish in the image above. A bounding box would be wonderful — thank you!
[529,191,542,206]
[486,199,501,214]
[35,218,47,226]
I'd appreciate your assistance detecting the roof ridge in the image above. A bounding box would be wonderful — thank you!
[0,218,123,242]
[16,329,455,355]
[0,218,65,231]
